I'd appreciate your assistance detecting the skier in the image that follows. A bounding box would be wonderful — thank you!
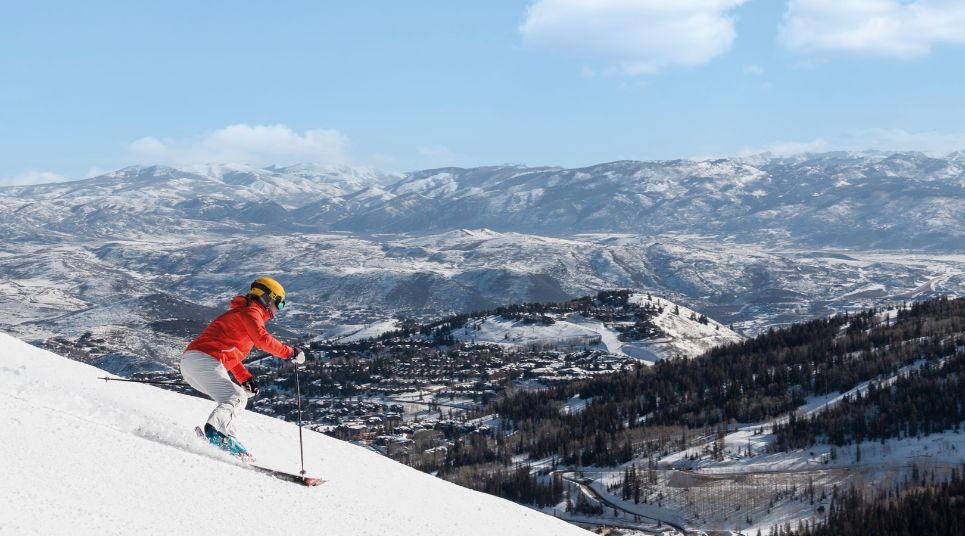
[180,277,307,456]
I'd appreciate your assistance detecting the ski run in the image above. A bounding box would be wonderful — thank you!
[0,332,590,536]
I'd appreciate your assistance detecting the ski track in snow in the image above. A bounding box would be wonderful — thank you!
[0,332,589,536]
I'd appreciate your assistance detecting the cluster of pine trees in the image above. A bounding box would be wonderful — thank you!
[444,465,564,508]
[618,461,658,504]
[773,346,965,450]
[771,465,965,536]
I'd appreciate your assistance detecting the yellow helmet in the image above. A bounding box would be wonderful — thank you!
[249,277,286,310]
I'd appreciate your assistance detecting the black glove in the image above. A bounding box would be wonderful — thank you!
[242,377,259,396]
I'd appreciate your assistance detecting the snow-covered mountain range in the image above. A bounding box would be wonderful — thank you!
[0,331,590,536]
[0,163,402,238]
[3,151,962,248]
[1,152,962,366]
[339,152,964,251]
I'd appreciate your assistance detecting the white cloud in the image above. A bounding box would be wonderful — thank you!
[780,0,965,58]
[0,170,67,186]
[520,0,748,75]
[127,124,351,167]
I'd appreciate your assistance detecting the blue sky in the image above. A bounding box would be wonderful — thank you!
[3,0,965,184]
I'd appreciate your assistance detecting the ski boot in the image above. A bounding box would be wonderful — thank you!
[203,423,254,461]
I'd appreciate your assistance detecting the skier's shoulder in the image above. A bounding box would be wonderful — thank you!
[208,296,258,327]
[230,296,269,324]
[228,295,249,310]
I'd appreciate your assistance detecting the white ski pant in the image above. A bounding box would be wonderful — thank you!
[179,350,251,438]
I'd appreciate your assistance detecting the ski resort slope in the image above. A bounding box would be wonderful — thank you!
[0,332,590,536]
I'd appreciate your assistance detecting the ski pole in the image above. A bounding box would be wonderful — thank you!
[294,364,306,476]
[99,376,188,386]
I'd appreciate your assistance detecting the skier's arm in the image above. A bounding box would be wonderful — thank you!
[240,308,294,359]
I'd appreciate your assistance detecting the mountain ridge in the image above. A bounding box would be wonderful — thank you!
[3,151,960,250]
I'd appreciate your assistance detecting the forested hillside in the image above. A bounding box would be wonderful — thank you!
[481,297,964,470]
[776,465,965,536]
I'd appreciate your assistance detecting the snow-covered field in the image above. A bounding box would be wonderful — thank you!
[453,315,601,348]
[0,332,589,536]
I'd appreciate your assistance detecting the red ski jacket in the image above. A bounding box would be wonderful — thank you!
[185,295,294,383]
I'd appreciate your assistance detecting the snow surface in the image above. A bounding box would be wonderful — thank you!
[454,315,600,348]
[0,332,589,536]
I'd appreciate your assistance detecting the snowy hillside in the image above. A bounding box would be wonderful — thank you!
[447,293,742,363]
[0,332,589,536]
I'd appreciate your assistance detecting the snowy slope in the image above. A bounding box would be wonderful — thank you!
[315,319,401,343]
[0,332,589,536]
[449,293,742,362]
[625,294,740,360]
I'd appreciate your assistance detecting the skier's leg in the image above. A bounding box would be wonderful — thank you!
[180,350,224,399]
[207,377,248,438]
[180,351,213,397]
[180,351,249,437]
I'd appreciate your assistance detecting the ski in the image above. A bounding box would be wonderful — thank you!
[194,426,325,486]
[247,464,326,487]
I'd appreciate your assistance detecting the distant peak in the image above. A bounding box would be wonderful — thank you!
[460,228,502,239]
